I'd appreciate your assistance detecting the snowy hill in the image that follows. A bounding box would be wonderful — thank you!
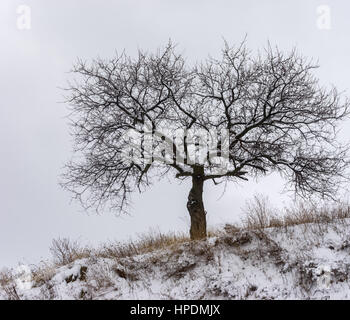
[2,209,350,300]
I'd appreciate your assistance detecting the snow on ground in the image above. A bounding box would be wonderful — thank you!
[1,220,350,300]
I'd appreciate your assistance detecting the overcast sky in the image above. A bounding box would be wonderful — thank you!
[1,0,350,268]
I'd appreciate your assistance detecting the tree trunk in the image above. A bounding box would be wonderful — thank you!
[187,167,207,240]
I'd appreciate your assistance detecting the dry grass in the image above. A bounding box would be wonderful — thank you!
[283,202,350,227]
[46,198,350,268]
[97,229,189,260]
[0,269,13,288]
[31,263,57,287]
[0,269,20,300]
[242,194,280,230]
[240,194,350,232]
[2,195,350,300]
[50,238,92,266]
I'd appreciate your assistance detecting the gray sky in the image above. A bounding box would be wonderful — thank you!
[1,0,350,267]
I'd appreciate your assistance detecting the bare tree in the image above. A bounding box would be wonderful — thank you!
[62,41,349,240]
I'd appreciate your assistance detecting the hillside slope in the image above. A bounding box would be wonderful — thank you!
[1,217,350,300]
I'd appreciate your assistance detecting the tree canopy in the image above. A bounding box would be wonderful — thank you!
[62,41,350,239]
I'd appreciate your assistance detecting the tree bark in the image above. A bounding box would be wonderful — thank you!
[187,167,207,240]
